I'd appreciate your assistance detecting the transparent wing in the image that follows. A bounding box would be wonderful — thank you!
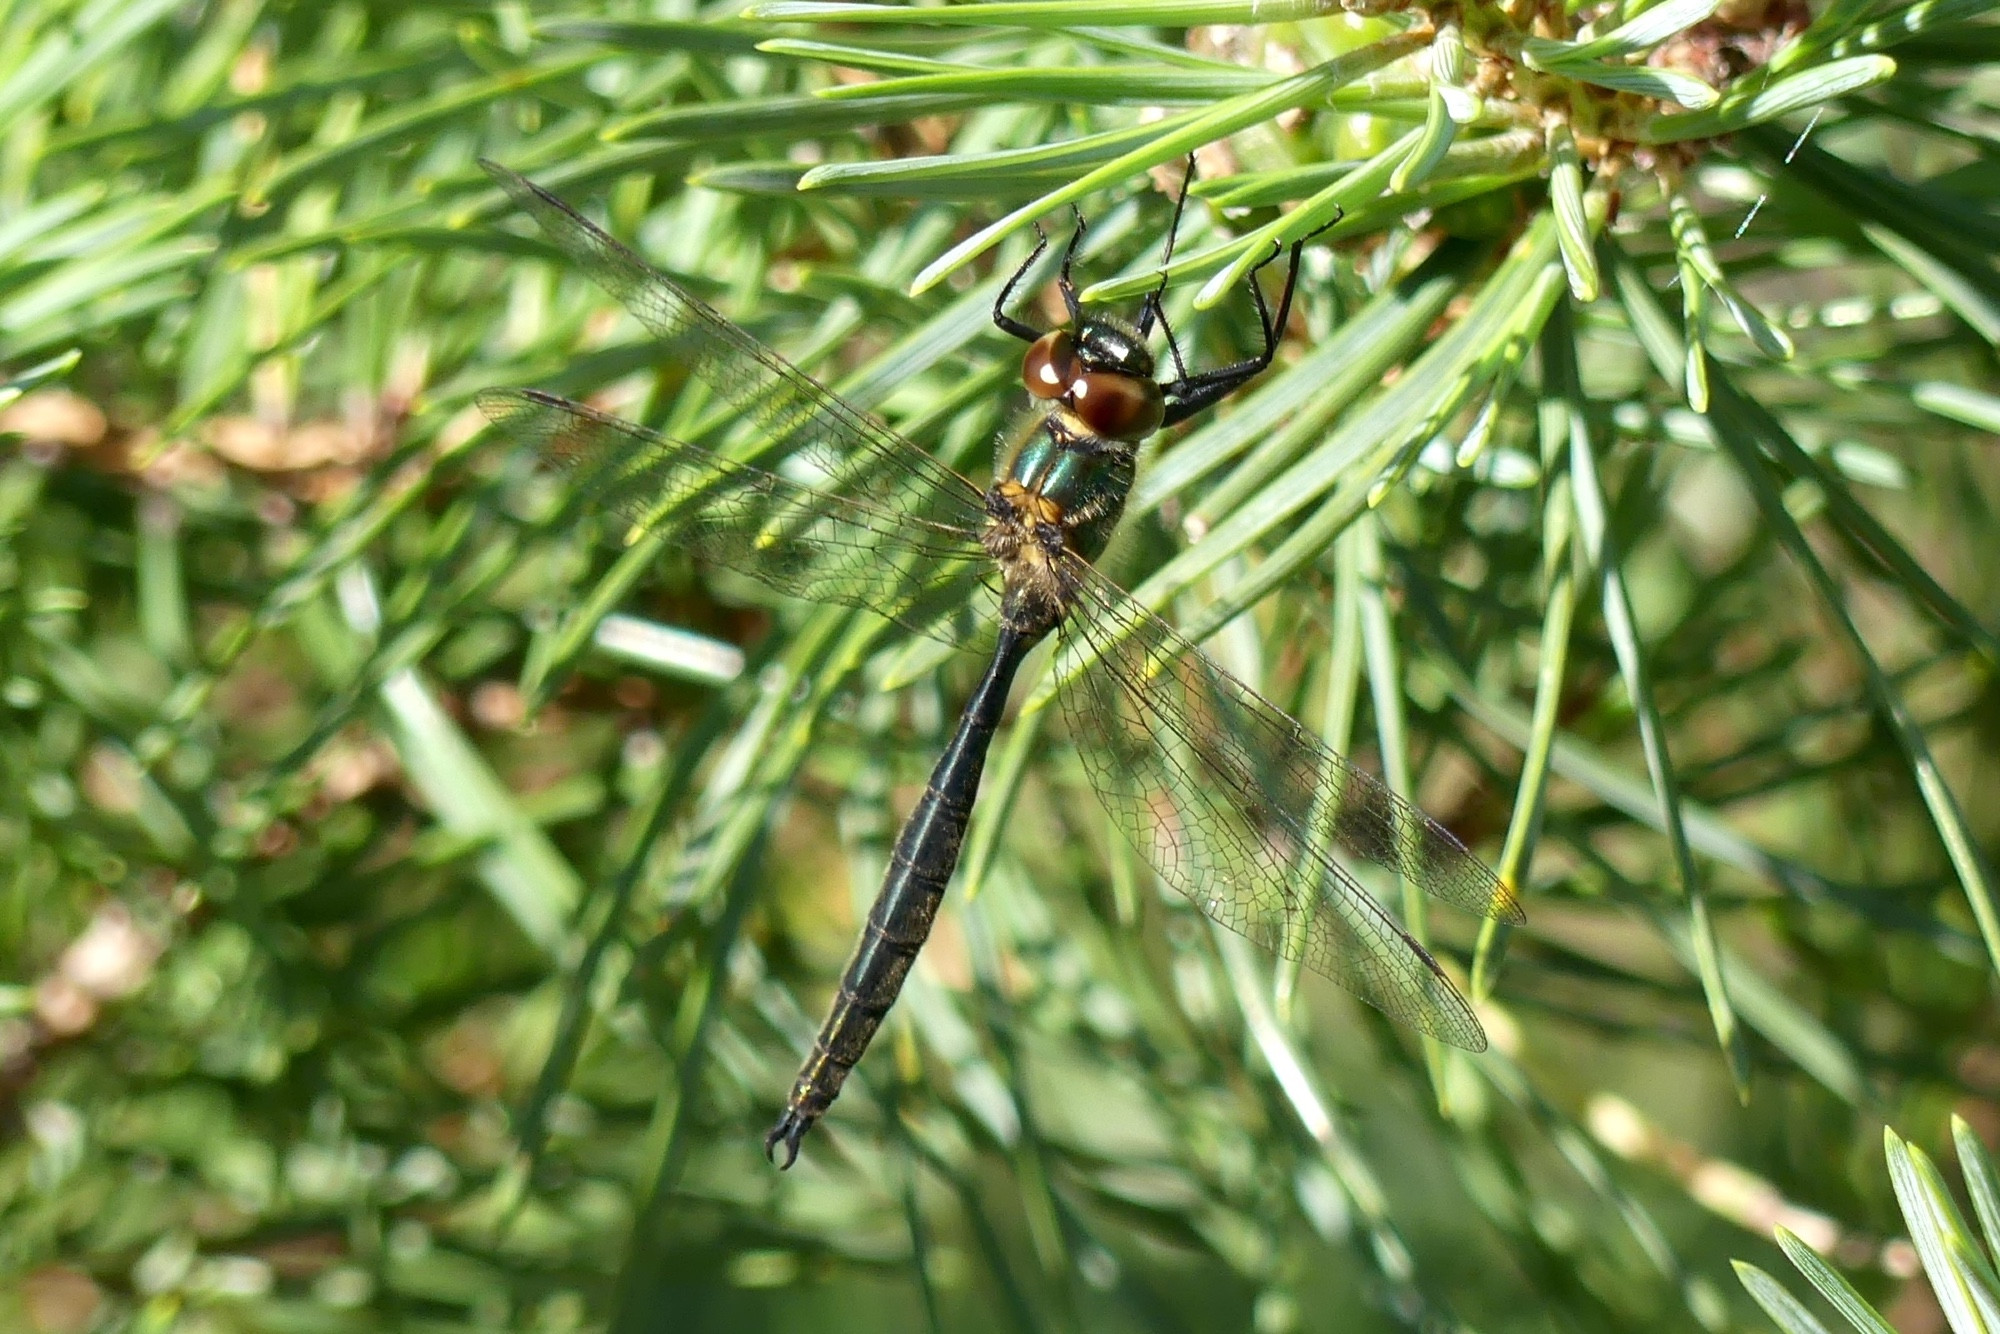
[1052,557,1521,1051]
[481,160,990,535]
[482,389,994,644]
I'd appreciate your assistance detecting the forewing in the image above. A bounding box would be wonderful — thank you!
[1052,558,1520,1051]
[481,160,989,534]
[483,390,992,644]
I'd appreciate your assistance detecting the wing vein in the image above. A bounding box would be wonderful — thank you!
[1053,555,1515,1050]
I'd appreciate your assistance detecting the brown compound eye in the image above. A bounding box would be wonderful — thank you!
[1022,330,1080,400]
[1070,370,1164,439]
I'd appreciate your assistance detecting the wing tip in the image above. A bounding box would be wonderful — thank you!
[1458,861,1527,926]
[1422,977,1491,1053]
[478,156,536,200]
[473,385,521,422]
[475,385,577,425]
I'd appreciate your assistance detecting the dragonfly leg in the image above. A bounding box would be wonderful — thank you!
[1137,155,1197,342]
[1056,206,1086,324]
[1157,240,1296,426]
[1157,307,1192,385]
[1156,210,1339,427]
[994,223,1051,343]
[996,205,1090,342]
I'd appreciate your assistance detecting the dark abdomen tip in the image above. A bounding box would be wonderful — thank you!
[765,1107,816,1169]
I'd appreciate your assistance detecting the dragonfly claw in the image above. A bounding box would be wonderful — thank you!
[764,1110,813,1169]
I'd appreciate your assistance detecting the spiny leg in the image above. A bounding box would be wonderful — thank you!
[994,222,1052,343]
[1157,307,1192,387]
[1155,240,1294,426]
[994,206,1091,343]
[1138,154,1199,345]
[1056,205,1087,324]
[1157,213,1337,428]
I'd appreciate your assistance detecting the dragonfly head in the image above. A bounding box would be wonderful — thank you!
[1020,318,1164,441]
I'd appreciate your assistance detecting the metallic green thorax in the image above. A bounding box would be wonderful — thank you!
[979,404,1142,642]
[998,407,1136,563]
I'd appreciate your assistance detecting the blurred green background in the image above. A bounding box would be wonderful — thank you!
[1,1,1997,1331]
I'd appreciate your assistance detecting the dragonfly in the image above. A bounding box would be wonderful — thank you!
[476,159,1524,1169]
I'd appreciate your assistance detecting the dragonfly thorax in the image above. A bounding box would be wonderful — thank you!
[981,478,1075,637]
[985,406,1137,635]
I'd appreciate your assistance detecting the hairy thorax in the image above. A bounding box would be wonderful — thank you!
[981,405,1137,638]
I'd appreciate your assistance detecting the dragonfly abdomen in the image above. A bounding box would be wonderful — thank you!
[766,625,1041,1168]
